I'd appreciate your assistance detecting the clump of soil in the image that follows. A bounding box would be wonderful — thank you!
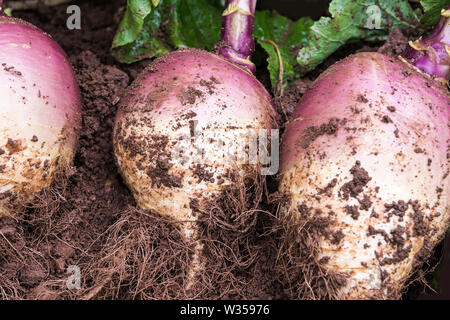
[377,28,410,58]
[275,78,313,119]
[299,118,341,149]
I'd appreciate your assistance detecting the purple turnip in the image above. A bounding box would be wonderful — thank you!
[113,0,278,290]
[0,2,81,215]
[278,9,450,300]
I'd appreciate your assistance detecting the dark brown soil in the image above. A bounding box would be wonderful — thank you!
[0,0,446,300]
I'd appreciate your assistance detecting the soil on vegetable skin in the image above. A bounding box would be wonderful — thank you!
[0,0,444,300]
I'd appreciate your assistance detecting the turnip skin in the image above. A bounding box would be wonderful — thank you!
[114,49,277,222]
[113,49,278,288]
[113,0,278,292]
[0,17,81,211]
[280,52,449,299]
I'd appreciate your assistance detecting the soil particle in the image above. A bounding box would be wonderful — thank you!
[319,256,330,264]
[358,194,373,211]
[6,138,26,154]
[345,205,360,220]
[182,111,198,120]
[19,261,47,287]
[2,64,22,77]
[318,178,338,196]
[368,226,390,243]
[443,170,449,180]
[350,105,362,114]
[413,239,433,269]
[189,120,196,137]
[379,244,412,266]
[199,78,218,94]
[298,118,341,149]
[387,106,396,112]
[370,222,412,267]
[147,157,182,188]
[409,201,429,237]
[377,28,409,58]
[123,131,184,189]
[276,78,313,118]
[391,226,407,247]
[340,161,372,200]
[177,86,204,105]
[394,128,400,138]
[385,200,408,213]
[357,94,369,104]
[192,164,215,183]
[330,230,345,245]
[381,115,392,123]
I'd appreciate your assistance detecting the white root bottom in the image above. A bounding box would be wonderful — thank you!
[182,221,205,292]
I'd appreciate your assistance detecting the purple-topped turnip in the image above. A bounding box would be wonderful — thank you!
[278,8,449,300]
[0,1,81,215]
[113,0,278,290]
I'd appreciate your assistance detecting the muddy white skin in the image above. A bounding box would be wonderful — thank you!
[0,14,81,214]
[279,51,449,299]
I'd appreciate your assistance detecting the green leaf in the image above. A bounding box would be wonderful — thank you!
[296,0,420,75]
[4,8,12,17]
[254,11,312,93]
[112,0,223,64]
[420,0,450,26]
[112,7,170,64]
[173,0,222,50]
[112,0,153,49]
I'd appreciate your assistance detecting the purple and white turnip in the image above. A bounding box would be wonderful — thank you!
[0,1,81,215]
[113,0,278,289]
[279,9,450,299]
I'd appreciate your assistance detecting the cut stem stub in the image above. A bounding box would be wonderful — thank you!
[219,0,257,73]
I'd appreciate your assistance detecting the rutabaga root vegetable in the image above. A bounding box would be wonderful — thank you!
[113,0,278,291]
[278,10,450,300]
[0,5,81,215]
